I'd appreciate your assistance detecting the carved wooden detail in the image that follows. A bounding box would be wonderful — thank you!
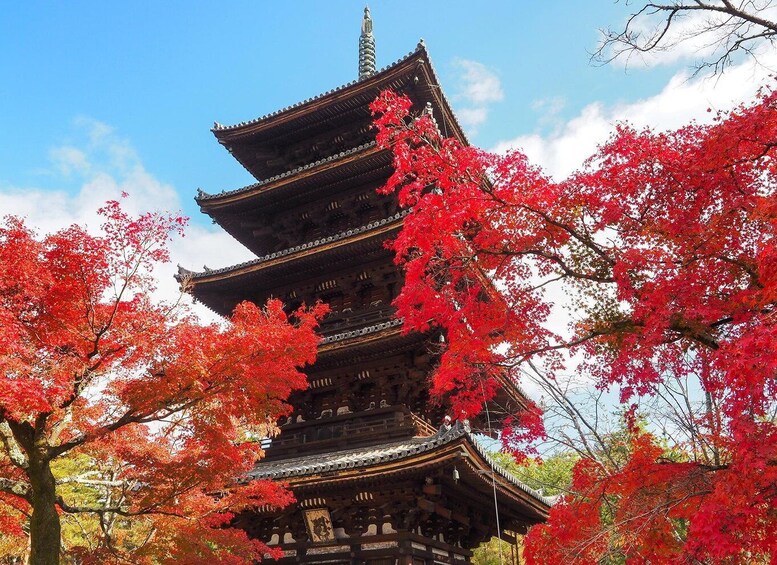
[247,122,375,179]
[241,179,398,255]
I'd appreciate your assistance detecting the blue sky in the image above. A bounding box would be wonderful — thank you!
[1,2,671,213]
[0,1,772,302]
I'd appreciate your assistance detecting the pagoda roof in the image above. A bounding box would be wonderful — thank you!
[313,322,434,371]
[194,143,394,255]
[210,42,468,181]
[319,318,403,347]
[314,322,532,420]
[179,209,406,282]
[195,142,382,207]
[178,212,404,316]
[249,421,551,519]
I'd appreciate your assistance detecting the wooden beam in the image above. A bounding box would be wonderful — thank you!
[417,497,470,527]
[422,483,441,496]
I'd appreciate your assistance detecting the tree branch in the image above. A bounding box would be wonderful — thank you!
[56,496,185,519]
[0,421,29,469]
[0,477,32,501]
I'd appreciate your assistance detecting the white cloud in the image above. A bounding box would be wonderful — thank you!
[492,53,776,179]
[455,107,488,129]
[530,96,567,133]
[75,116,114,144]
[531,95,565,115]
[454,58,504,104]
[0,118,253,323]
[49,146,91,177]
[453,58,504,133]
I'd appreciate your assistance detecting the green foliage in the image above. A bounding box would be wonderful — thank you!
[491,451,578,497]
[472,537,518,565]
[472,451,577,565]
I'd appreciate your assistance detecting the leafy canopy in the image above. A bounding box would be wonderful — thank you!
[371,84,777,563]
[0,200,326,564]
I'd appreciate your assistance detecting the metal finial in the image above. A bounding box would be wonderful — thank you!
[359,6,376,79]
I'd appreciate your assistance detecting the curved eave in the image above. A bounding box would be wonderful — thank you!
[195,142,392,224]
[458,436,550,521]
[250,428,550,521]
[180,217,402,315]
[211,43,468,180]
[196,142,385,210]
[196,144,394,256]
[182,213,403,285]
[314,324,435,370]
[492,372,531,413]
[413,44,470,146]
[212,44,454,139]
[318,319,404,353]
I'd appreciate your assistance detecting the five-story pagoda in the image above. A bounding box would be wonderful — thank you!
[179,9,550,564]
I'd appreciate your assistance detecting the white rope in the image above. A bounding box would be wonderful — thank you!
[481,382,505,565]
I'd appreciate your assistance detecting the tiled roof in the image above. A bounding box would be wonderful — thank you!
[212,45,424,133]
[196,142,377,202]
[320,318,403,344]
[210,40,469,147]
[249,423,552,507]
[177,209,408,281]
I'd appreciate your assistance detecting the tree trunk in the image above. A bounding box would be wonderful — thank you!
[28,455,60,565]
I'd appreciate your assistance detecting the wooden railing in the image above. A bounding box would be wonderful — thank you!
[265,407,432,459]
[319,306,396,336]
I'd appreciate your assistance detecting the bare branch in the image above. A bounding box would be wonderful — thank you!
[0,421,28,469]
[0,477,31,501]
[56,496,185,519]
[595,1,777,76]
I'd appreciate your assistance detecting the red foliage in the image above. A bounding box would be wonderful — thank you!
[371,86,777,562]
[0,200,326,563]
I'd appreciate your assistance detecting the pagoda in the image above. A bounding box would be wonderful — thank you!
[179,8,550,563]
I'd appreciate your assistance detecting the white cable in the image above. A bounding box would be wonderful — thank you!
[481,382,505,565]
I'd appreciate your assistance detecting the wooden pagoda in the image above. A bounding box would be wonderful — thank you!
[179,9,550,564]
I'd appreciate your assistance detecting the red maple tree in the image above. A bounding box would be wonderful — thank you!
[0,200,326,564]
[371,87,777,562]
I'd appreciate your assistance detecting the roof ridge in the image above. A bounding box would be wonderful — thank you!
[467,432,554,506]
[248,422,552,507]
[196,141,378,202]
[321,318,403,344]
[212,43,426,133]
[176,209,409,281]
[418,42,470,146]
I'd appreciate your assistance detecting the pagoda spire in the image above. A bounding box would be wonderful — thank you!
[358,6,376,79]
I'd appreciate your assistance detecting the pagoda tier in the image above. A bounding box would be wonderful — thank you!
[270,325,530,461]
[196,145,395,257]
[267,327,437,460]
[210,43,466,182]
[179,212,405,332]
[236,424,550,563]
